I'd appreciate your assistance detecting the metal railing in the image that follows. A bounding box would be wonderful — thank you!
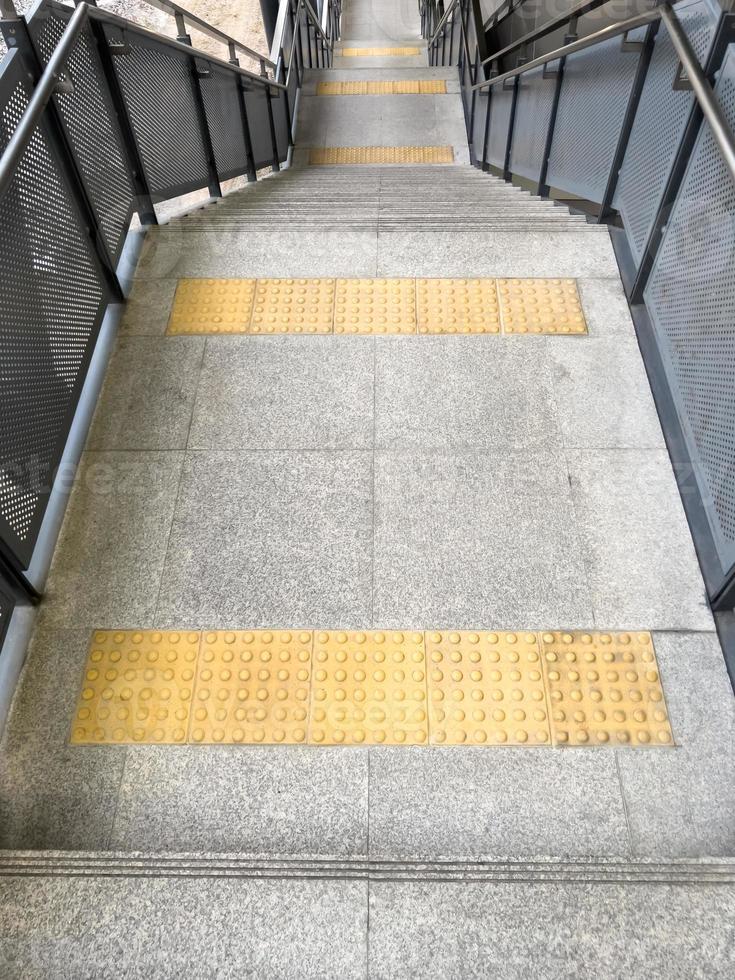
[0,0,341,606]
[423,0,735,630]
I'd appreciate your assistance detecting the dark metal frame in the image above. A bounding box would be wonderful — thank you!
[0,0,341,604]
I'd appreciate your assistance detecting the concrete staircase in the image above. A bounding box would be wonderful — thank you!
[0,0,733,976]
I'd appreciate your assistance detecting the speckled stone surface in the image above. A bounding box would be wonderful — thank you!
[368,880,735,979]
[0,876,367,979]
[367,746,630,858]
[109,745,369,855]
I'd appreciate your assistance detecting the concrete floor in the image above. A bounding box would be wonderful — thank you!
[0,0,734,975]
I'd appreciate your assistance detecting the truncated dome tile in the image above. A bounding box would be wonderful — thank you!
[71,631,200,744]
[416,278,501,334]
[340,47,422,56]
[498,278,587,334]
[309,631,428,744]
[540,631,674,747]
[426,631,551,745]
[309,146,454,165]
[334,278,417,334]
[250,278,335,334]
[189,630,313,744]
[167,278,256,334]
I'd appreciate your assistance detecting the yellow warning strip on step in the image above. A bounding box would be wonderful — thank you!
[166,277,587,335]
[309,145,454,164]
[339,47,422,56]
[316,80,447,95]
[71,630,673,748]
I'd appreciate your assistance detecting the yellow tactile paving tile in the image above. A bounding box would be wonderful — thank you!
[339,47,422,57]
[540,631,673,747]
[189,631,312,744]
[71,631,200,744]
[71,630,674,748]
[309,146,454,165]
[250,278,335,334]
[426,631,551,745]
[167,278,256,335]
[498,278,587,334]
[334,278,417,334]
[417,278,501,334]
[309,631,429,745]
[316,80,447,95]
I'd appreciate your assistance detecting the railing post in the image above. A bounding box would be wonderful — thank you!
[229,42,258,183]
[87,18,158,226]
[0,3,125,299]
[262,56,281,172]
[480,61,498,171]
[597,22,658,224]
[502,75,519,181]
[537,18,578,198]
[174,13,221,199]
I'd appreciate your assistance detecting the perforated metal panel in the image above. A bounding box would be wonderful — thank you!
[546,31,646,203]
[644,46,735,574]
[28,3,135,260]
[486,83,513,169]
[244,85,275,169]
[509,63,557,183]
[0,51,106,566]
[103,25,209,198]
[614,0,719,264]
[199,65,249,182]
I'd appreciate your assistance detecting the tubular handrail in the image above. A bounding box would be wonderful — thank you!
[480,0,616,68]
[428,0,461,45]
[466,1,735,185]
[128,0,277,68]
[471,6,661,88]
[0,0,288,200]
[302,0,335,46]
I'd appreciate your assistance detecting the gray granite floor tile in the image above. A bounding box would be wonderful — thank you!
[617,631,735,857]
[577,276,640,338]
[368,747,629,858]
[377,231,618,277]
[135,229,379,279]
[119,278,177,336]
[567,449,714,630]
[155,450,373,628]
[373,450,594,628]
[0,727,125,850]
[87,337,204,451]
[368,881,735,979]
[547,336,665,449]
[188,337,374,450]
[375,337,562,451]
[42,452,184,630]
[0,623,89,739]
[0,877,367,980]
[110,746,369,855]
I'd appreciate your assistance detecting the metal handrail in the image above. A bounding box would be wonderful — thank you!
[428,0,461,46]
[479,0,612,68]
[466,2,735,184]
[130,0,276,68]
[471,7,661,88]
[0,0,287,200]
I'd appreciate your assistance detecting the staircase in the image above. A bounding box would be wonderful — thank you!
[0,0,734,976]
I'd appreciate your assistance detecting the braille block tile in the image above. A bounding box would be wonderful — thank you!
[316,80,447,95]
[167,278,255,335]
[309,631,429,745]
[189,630,313,744]
[540,631,674,747]
[70,631,200,744]
[426,631,551,746]
[334,278,416,334]
[309,146,454,165]
[498,278,587,334]
[416,278,501,334]
[250,279,335,334]
[339,47,422,57]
